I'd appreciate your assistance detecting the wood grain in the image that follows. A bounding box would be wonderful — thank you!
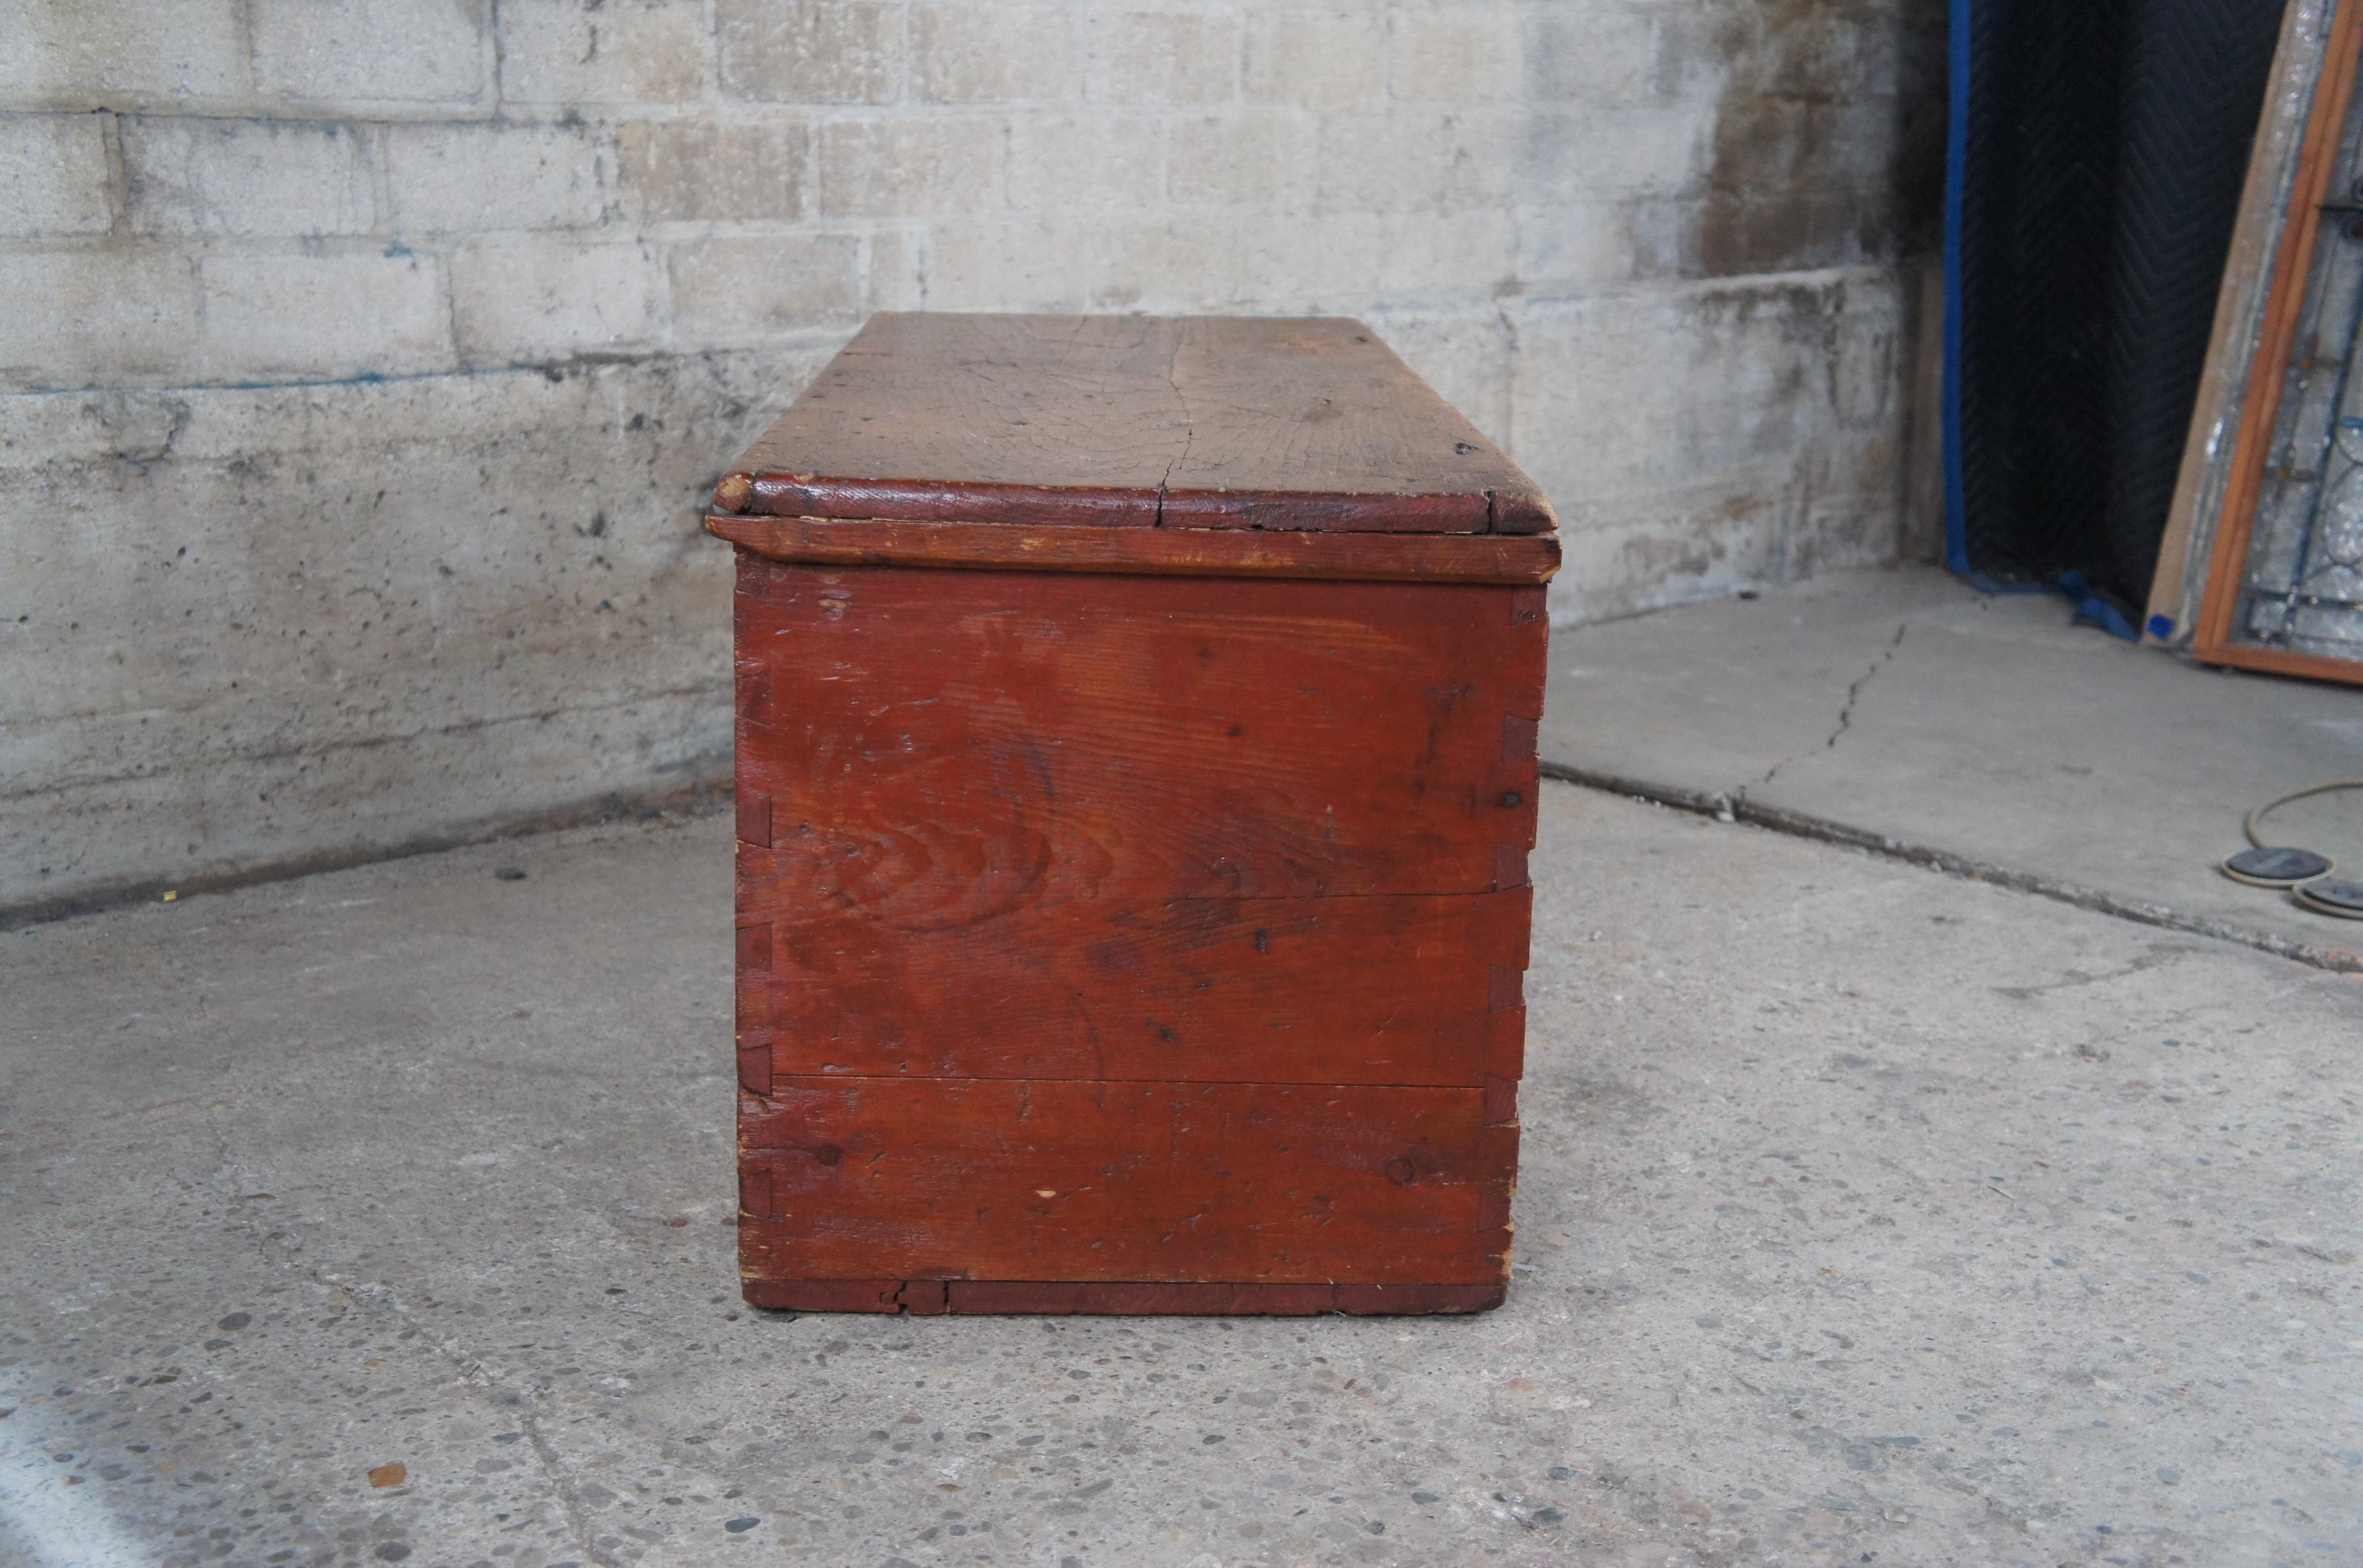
[736,887,1531,1087]
[721,314,1554,535]
[738,1077,1515,1287]
[732,557,1544,906]
[708,513,1562,585]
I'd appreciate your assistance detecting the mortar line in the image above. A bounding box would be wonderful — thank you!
[1538,764,2363,976]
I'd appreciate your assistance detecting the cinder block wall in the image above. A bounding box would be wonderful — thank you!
[0,1,1944,915]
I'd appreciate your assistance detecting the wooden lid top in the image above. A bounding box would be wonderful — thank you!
[711,313,1555,535]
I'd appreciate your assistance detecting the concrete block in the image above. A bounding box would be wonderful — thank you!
[1170,109,1312,211]
[0,248,200,386]
[1388,9,1517,103]
[865,226,923,311]
[1236,209,1382,311]
[1315,109,1516,212]
[1514,201,1638,293]
[0,0,247,109]
[719,0,903,105]
[669,234,862,343]
[1516,106,1703,204]
[0,114,113,234]
[250,0,489,105]
[386,122,603,234]
[816,119,995,219]
[1097,209,1380,314]
[1626,194,1703,279]
[924,219,1090,313]
[1008,115,1163,214]
[1243,10,1386,107]
[122,117,376,237]
[1088,217,1226,312]
[1523,7,1673,105]
[1377,205,1514,299]
[1695,188,1878,280]
[451,238,668,364]
[199,249,454,379]
[1707,94,1819,195]
[914,6,1078,103]
[498,0,706,105]
[1727,6,1876,103]
[1086,12,1238,105]
[616,119,807,224]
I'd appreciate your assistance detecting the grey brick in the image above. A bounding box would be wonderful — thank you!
[815,119,995,219]
[450,237,668,364]
[925,217,1090,312]
[1316,109,1517,212]
[1377,205,1515,298]
[914,7,1078,103]
[385,122,603,234]
[1008,115,1162,214]
[0,0,247,109]
[1244,10,1386,107]
[1086,12,1238,105]
[615,120,807,224]
[1236,208,1382,310]
[1389,9,1517,103]
[719,1,903,105]
[0,248,200,385]
[0,114,113,234]
[1524,8,1675,105]
[250,0,489,105]
[123,117,376,237]
[670,234,862,343]
[866,226,923,311]
[1170,109,1313,211]
[1092,209,1379,313]
[199,249,454,379]
[1516,199,1640,293]
[499,0,706,105]
[1516,107,1702,204]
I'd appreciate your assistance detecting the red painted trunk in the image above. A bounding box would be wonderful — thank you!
[710,313,1556,1314]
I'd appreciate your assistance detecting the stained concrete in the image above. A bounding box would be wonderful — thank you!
[1544,566,2363,969]
[5,782,2358,1567]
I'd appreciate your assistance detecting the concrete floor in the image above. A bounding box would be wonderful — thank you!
[7,767,2360,1567]
[1544,567,2363,971]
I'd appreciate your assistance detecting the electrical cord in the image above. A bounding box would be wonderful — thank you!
[2221,779,2363,917]
[2244,778,2363,850]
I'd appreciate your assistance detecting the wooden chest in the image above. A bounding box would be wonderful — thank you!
[707,314,1557,1316]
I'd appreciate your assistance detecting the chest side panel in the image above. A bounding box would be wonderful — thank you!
[730,556,1544,1087]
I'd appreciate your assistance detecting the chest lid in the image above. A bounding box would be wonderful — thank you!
[709,313,1554,536]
